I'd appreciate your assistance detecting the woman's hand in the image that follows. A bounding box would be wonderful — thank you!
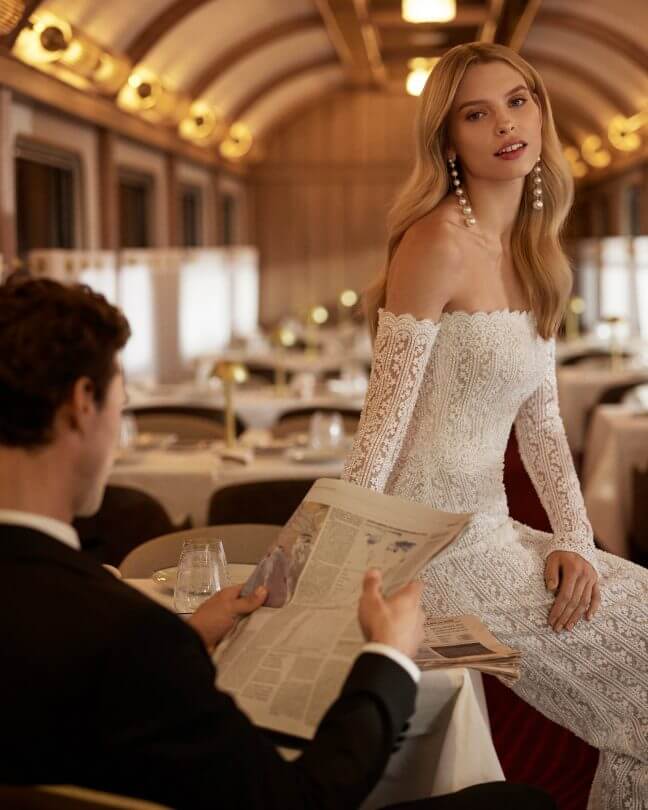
[545,551,600,632]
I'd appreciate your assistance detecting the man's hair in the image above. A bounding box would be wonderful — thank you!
[0,277,131,448]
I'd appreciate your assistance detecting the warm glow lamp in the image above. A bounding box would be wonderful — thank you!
[213,361,248,448]
[402,0,456,23]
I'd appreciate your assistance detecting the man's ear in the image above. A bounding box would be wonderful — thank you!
[66,377,97,433]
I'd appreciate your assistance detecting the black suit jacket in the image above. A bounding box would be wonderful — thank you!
[0,524,416,810]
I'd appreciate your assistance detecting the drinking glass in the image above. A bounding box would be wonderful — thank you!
[173,540,230,614]
[119,413,138,450]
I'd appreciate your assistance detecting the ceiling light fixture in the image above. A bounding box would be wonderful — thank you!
[406,57,438,96]
[402,0,456,23]
[608,111,645,153]
[581,134,612,169]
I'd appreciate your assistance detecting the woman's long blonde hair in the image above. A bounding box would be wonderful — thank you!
[365,42,574,340]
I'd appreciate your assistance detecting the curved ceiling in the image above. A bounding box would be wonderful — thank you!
[11,0,648,171]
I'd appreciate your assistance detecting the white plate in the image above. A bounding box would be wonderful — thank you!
[152,567,178,591]
[286,446,346,464]
[151,563,253,592]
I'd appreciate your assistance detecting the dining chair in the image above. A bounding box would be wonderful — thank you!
[74,485,189,567]
[126,405,245,441]
[207,478,319,526]
[0,784,170,809]
[119,523,281,577]
[582,380,648,453]
[630,465,648,566]
[559,349,633,366]
[272,407,361,438]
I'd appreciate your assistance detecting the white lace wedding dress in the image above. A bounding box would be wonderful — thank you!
[343,308,648,810]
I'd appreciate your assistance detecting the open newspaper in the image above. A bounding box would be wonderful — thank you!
[214,478,520,739]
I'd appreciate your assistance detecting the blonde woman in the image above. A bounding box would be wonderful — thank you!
[342,43,647,809]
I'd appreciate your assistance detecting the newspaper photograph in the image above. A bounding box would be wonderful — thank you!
[416,615,521,686]
[215,478,472,738]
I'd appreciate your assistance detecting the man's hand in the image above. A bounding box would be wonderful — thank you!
[358,569,424,659]
[189,584,267,652]
[545,551,600,633]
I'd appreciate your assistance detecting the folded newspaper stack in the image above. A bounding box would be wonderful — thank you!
[416,615,521,686]
[215,478,521,739]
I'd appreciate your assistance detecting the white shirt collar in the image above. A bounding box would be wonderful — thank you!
[0,510,80,551]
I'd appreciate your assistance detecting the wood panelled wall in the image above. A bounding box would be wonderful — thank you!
[251,90,418,325]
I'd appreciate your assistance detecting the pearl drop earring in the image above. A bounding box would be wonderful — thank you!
[532,157,544,210]
[448,157,476,227]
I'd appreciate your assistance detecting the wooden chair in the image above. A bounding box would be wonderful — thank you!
[273,407,360,438]
[630,465,648,566]
[559,350,633,366]
[126,405,244,441]
[119,523,281,577]
[74,485,189,567]
[0,785,169,809]
[208,479,318,525]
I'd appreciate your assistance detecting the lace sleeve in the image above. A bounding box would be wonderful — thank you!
[342,309,440,492]
[514,339,598,572]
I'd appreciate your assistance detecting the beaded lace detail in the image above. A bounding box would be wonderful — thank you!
[342,309,440,492]
[515,339,598,569]
[344,307,597,565]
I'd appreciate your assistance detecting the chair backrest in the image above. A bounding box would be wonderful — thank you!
[0,785,170,809]
[119,523,281,577]
[559,350,633,367]
[208,479,317,526]
[630,465,648,559]
[73,485,186,567]
[273,407,360,438]
[583,380,648,443]
[127,406,244,440]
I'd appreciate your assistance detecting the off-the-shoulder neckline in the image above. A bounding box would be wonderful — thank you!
[379,307,534,327]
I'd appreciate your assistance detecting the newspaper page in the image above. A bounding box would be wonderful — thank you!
[416,615,521,685]
[214,478,472,739]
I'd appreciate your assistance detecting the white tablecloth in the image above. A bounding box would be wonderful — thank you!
[582,405,648,557]
[126,576,503,803]
[556,364,648,453]
[109,449,346,525]
[127,385,364,429]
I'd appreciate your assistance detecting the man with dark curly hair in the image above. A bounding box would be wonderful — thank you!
[0,277,554,810]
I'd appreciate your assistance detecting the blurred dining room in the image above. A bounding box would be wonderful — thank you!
[0,1,647,809]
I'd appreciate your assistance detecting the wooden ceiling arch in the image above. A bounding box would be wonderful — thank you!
[256,81,347,146]
[548,94,603,144]
[125,0,216,65]
[1,0,43,47]
[231,56,339,122]
[524,49,635,118]
[535,9,648,74]
[190,13,322,98]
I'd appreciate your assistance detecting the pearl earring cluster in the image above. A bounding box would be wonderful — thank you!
[448,157,476,228]
[531,157,543,210]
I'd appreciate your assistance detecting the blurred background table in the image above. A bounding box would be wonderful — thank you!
[109,447,347,526]
[582,405,648,558]
[556,363,648,454]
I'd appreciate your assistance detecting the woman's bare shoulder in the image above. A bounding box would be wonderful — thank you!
[386,208,465,320]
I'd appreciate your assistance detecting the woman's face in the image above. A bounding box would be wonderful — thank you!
[447,60,542,182]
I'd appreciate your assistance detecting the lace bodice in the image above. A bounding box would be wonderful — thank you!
[343,308,597,568]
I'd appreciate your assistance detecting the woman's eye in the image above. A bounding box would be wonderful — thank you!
[510,97,527,107]
[466,111,484,121]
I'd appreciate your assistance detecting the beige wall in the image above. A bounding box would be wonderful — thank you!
[251,89,417,325]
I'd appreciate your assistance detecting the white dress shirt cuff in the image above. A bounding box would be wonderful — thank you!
[360,642,420,684]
